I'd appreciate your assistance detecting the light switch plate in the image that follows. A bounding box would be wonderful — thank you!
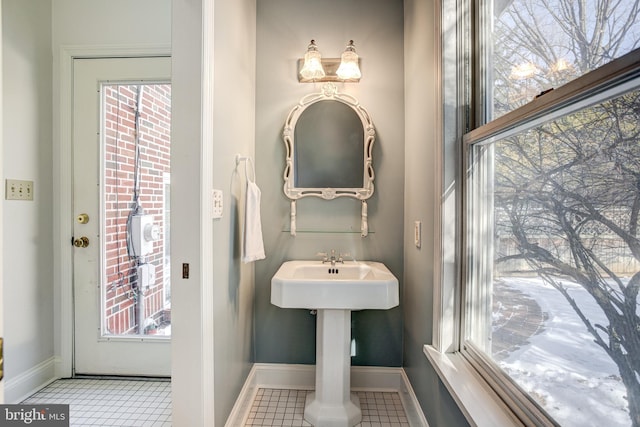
[212,189,223,219]
[6,179,34,200]
[414,220,422,248]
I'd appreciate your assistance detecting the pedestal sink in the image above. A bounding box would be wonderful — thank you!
[271,260,399,427]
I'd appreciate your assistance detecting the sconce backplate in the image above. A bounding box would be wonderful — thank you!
[297,58,361,83]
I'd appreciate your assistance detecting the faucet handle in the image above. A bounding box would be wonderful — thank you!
[338,252,352,263]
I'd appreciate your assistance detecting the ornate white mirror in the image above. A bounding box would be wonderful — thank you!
[283,84,375,236]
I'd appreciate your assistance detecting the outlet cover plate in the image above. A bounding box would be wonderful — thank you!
[212,189,223,219]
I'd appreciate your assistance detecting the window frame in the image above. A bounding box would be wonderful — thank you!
[429,0,640,424]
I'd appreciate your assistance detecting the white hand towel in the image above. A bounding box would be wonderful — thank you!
[242,158,266,263]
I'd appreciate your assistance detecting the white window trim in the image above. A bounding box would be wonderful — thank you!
[424,345,525,427]
[422,1,523,424]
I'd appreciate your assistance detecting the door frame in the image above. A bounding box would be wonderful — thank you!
[55,45,171,378]
[0,1,4,402]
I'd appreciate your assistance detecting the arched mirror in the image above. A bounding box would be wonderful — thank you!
[283,84,375,236]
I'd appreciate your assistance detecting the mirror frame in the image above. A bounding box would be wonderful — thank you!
[283,84,375,201]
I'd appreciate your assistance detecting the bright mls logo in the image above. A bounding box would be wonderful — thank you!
[0,405,69,426]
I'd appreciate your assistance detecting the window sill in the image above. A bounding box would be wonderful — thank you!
[423,345,524,427]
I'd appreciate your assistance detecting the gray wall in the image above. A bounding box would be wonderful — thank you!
[255,0,405,366]
[403,0,469,425]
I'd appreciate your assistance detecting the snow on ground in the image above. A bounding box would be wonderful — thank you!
[498,277,630,426]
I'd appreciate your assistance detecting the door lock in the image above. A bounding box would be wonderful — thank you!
[77,213,90,224]
[73,236,90,248]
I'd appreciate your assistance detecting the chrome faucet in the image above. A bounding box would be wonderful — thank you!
[317,250,350,266]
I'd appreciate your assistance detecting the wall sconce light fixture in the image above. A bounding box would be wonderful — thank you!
[298,40,362,83]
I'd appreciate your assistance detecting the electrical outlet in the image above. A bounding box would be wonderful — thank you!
[212,189,223,219]
[6,179,34,200]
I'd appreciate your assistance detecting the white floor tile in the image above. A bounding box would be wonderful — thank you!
[21,378,171,427]
[243,389,411,427]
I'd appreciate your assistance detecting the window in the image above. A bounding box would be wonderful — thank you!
[461,1,640,426]
[102,83,172,337]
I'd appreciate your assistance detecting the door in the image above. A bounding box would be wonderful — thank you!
[73,57,171,376]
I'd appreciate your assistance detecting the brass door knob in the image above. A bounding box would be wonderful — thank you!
[73,236,90,248]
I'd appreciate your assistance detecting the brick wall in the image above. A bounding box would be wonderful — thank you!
[103,84,171,335]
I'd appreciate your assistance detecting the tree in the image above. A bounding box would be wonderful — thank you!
[488,0,640,425]
[492,0,640,117]
[495,91,640,425]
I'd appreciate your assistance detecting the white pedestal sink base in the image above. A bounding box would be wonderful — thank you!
[304,309,362,427]
[304,392,361,427]
[270,260,399,426]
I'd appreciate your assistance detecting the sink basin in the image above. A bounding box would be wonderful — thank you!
[271,260,399,310]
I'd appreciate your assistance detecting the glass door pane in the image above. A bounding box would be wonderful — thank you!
[102,83,171,337]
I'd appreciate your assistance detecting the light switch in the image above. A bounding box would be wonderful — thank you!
[212,189,223,219]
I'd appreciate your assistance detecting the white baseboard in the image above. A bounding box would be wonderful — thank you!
[5,357,58,404]
[225,363,429,427]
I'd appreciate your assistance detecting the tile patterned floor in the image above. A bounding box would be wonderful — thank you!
[22,380,411,426]
[21,378,171,426]
[244,389,411,426]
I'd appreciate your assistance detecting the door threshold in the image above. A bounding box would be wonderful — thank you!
[72,374,171,381]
